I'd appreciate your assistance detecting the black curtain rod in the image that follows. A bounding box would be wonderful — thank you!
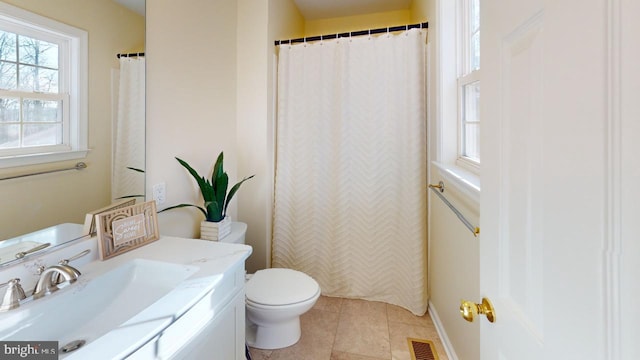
[275,22,428,46]
[116,52,145,59]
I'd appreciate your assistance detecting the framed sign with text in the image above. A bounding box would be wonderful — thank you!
[96,201,160,260]
[83,198,137,236]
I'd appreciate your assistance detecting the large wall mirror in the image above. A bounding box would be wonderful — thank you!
[0,0,145,266]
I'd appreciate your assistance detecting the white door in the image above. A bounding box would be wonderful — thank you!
[479,0,634,358]
[620,1,640,359]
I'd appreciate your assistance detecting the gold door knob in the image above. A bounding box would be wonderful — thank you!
[460,297,496,323]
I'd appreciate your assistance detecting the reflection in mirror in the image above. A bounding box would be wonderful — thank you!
[0,223,81,264]
[0,0,145,267]
[113,52,145,201]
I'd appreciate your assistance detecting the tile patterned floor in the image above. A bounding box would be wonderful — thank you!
[248,296,449,360]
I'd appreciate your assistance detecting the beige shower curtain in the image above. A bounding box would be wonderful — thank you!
[273,29,428,315]
[112,56,145,201]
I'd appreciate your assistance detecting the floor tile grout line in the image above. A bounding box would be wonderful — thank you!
[329,297,344,357]
[251,297,447,360]
[385,302,393,359]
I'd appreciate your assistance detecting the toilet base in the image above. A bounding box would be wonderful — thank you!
[245,316,301,350]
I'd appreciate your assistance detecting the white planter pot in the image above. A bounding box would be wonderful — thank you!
[200,216,231,241]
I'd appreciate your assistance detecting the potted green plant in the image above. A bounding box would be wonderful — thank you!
[162,152,254,241]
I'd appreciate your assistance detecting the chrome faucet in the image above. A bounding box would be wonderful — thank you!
[0,278,27,312]
[52,249,90,285]
[33,264,81,299]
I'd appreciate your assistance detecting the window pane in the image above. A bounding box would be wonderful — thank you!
[463,81,480,122]
[18,64,59,93]
[462,81,480,161]
[467,0,480,72]
[470,0,480,32]
[0,124,19,148]
[464,123,480,161]
[23,99,60,122]
[471,31,480,71]
[18,36,58,68]
[0,61,17,89]
[0,98,19,122]
[22,123,61,146]
[0,31,17,62]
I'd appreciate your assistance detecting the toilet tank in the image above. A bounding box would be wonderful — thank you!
[219,222,247,244]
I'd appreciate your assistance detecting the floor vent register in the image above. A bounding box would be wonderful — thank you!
[408,338,439,360]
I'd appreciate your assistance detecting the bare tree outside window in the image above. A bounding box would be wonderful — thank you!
[0,29,61,150]
[0,3,87,168]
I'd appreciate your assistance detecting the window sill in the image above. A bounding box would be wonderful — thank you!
[0,149,90,169]
[431,161,480,208]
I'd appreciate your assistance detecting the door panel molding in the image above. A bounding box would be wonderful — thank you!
[498,11,545,341]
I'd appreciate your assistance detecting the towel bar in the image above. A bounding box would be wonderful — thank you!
[428,181,480,237]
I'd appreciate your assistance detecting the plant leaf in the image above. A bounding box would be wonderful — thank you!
[158,204,208,219]
[116,194,144,199]
[215,172,228,212]
[223,174,255,216]
[174,157,221,219]
[126,167,145,173]
[211,152,224,189]
[205,201,223,222]
[201,178,214,202]
[176,157,207,191]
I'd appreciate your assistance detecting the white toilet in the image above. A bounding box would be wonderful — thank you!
[219,222,321,350]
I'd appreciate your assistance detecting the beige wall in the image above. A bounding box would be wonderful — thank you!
[0,0,144,240]
[305,9,410,35]
[411,0,431,22]
[147,0,302,271]
[429,174,480,360]
[237,0,304,272]
[146,0,238,238]
[236,0,269,273]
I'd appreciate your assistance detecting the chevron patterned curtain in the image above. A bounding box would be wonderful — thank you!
[273,29,428,315]
[113,56,145,201]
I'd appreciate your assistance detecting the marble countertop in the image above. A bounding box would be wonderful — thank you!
[69,236,252,359]
[0,236,252,360]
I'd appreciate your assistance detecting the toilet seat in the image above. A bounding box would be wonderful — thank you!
[246,268,320,306]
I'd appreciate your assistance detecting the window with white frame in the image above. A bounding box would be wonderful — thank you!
[458,0,480,168]
[0,3,87,168]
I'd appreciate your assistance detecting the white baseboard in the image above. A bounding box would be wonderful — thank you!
[428,301,459,360]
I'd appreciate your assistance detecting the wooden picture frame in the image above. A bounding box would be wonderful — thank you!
[83,198,137,236]
[96,201,160,260]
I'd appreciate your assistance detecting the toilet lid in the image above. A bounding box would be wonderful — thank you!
[246,268,320,306]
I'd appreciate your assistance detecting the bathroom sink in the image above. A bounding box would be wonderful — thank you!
[0,258,219,358]
[0,235,251,359]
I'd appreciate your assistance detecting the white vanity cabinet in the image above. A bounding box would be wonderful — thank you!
[0,235,252,360]
[131,262,248,360]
